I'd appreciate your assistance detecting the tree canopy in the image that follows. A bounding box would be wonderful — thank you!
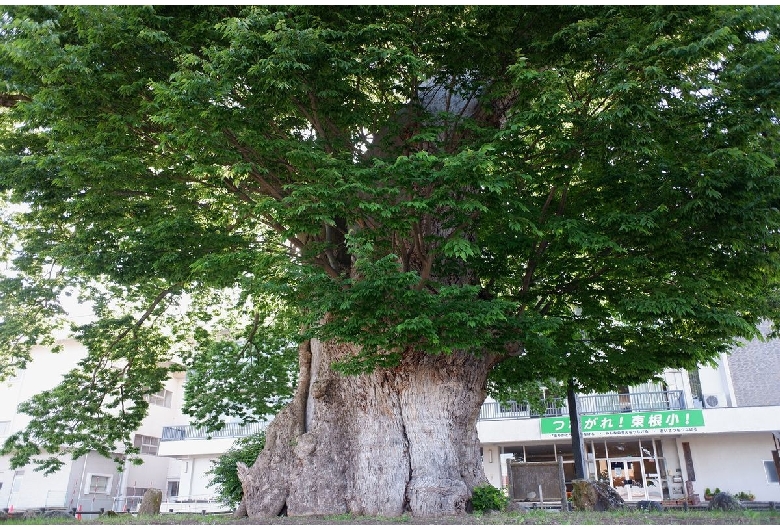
[1,5,780,474]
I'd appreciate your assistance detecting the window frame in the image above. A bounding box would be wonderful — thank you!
[765,459,780,484]
[133,434,160,455]
[84,473,113,495]
[145,389,173,408]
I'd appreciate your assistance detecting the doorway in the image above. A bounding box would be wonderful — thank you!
[607,458,663,501]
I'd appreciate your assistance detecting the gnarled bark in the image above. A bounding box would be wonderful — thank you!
[238,339,494,518]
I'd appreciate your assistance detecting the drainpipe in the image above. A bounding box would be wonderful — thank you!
[76,452,89,510]
[117,458,131,511]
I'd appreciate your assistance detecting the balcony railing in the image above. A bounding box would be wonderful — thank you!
[577,390,685,414]
[478,391,686,421]
[479,398,568,420]
[114,494,225,513]
[161,421,268,442]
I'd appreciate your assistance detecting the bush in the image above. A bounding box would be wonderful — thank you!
[471,484,509,512]
[206,431,266,509]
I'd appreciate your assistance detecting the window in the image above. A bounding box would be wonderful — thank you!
[167,480,179,499]
[86,473,112,495]
[11,471,23,493]
[765,460,780,484]
[0,421,10,437]
[133,434,160,455]
[126,486,148,497]
[145,389,172,408]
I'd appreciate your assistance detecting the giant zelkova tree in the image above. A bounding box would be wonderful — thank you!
[2,5,780,518]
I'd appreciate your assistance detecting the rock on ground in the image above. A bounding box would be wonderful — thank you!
[137,488,163,515]
[571,479,624,511]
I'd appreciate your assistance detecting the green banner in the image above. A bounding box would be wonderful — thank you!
[540,409,705,436]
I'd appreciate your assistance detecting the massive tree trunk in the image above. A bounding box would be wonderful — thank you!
[237,338,495,518]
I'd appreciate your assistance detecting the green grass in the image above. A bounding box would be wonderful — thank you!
[2,508,779,525]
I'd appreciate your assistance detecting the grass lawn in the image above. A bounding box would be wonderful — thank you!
[2,508,780,525]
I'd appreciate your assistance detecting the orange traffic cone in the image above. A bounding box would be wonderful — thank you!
[76,505,82,520]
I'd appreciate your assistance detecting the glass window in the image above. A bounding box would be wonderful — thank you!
[590,441,607,459]
[0,421,10,437]
[525,444,556,462]
[133,434,160,455]
[126,486,147,497]
[11,471,24,493]
[167,480,179,499]
[554,443,574,461]
[606,440,640,458]
[765,460,780,484]
[87,474,112,494]
[145,389,172,408]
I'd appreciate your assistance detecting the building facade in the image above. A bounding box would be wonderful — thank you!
[478,327,780,504]
[3,330,779,513]
[0,340,187,515]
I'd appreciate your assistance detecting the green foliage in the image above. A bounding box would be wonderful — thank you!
[206,431,266,510]
[470,484,509,512]
[486,378,566,415]
[1,5,780,474]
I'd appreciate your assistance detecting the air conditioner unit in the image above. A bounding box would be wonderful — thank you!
[703,393,727,409]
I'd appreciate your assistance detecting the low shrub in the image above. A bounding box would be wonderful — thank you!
[471,484,509,512]
[206,431,266,509]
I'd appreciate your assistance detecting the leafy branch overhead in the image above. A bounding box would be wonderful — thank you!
[0,5,779,470]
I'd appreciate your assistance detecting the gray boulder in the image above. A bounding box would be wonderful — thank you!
[137,488,163,515]
[708,491,742,511]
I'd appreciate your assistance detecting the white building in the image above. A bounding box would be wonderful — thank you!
[478,326,780,504]
[3,329,779,514]
[0,339,188,515]
[156,417,266,513]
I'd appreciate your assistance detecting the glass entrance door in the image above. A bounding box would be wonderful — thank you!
[610,459,647,500]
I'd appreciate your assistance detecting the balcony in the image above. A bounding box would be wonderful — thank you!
[159,421,268,457]
[161,421,268,442]
[478,390,686,421]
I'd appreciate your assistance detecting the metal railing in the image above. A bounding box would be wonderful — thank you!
[479,391,686,421]
[114,494,225,513]
[479,399,568,420]
[577,390,685,415]
[161,421,267,442]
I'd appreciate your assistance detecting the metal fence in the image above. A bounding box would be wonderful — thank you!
[577,390,685,414]
[161,421,267,442]
[479,399,568,420]
[479,391,686,421]
[113,493,226,514]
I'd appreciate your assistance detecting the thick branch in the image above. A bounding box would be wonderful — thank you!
[108,283,182,352]
[0,93,31,108]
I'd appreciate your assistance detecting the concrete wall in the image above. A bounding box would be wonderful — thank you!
[728,332,780,407]
[124,455,173,498]
[177,456,220,500]
[681,432,780,502]
[0,458,72,511]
